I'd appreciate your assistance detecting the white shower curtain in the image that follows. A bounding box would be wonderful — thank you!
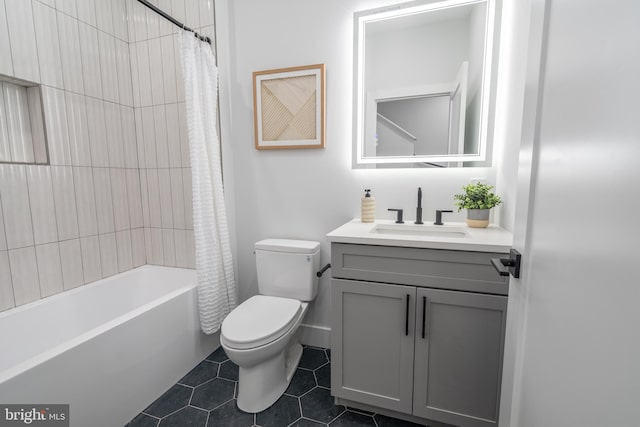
[180,32,237,334]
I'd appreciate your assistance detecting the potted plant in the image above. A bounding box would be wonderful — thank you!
[454,183,502,228]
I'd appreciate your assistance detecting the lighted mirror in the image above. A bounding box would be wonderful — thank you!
[353,0,498,168]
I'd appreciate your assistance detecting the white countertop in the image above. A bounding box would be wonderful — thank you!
[326,219,513,253]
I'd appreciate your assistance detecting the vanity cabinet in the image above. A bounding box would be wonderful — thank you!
[330,243,508,427]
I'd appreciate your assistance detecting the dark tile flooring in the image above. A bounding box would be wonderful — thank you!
[126,346,426,427]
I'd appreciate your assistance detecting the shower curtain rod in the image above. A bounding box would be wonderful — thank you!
[136,0,212,45]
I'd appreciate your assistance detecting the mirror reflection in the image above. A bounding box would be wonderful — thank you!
[354,0,495,168]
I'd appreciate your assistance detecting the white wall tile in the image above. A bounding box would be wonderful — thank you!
[173,35,185,102]
[146,169,161,227]
[157,0,172,36]
[174,229,187,268]
[115,229,132,272]
[112,0,128,41]
[199,0,214,28]
[59,238,83,290]
[0,251,15,311]
[182,167,193,229]
[27,87,47,164]
[80,235,102,283]
[9,246,40,306]
[141,106,157,167]
[0,0,14,77]
[157,169,173,228]
[0,196,6,250]
[76,0,96,27]
[41,86,71,165]
[110,168,130,231]
[125,0,135,42]
[139,169,150,227]
[160,35,178,104]
[57,12,85,95]
[97,31,119,103]
[92,167,115,234]
[33,1,64,89]
[115,39,133,107]
[185,229,195,268]
[0,165,34,249]
[3,82,35,163]
[26,165,58,244]
[136,41,152,107]
[169,0,185,23]
[162,228,175,267]
[131,227,145,267]
[73,167,99,237]
[35,242,63,297]
[65,92,92,166]
[95,0,114,35]
[55,0,76,17]
[129,43,141,107]
[51,166,79,240]
[165,103,182,167]
[149,227,163,265]
[132,0,148,43]
[134,108,145,167]
[178,103,189,166]
[169,168,185,229]
[0,86,11,162]
[153,105,169,167]
[143,227,152,262]
[145,0,160,39]
[78,22,103,99]
[99,232,118,277]
[5,0,40,82]
[148,37,164,106]
[85,97,109,167]
[121,106,138,168]
[104,101,124,167]
[126,169,143,228]
[184,0,199,32]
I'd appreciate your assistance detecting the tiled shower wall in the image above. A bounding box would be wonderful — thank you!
[0,0,213,312]
[127,0,215,271]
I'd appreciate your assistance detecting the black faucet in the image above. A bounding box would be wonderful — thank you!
[415,187,423,224]
[388,208,404,224]
[434,210,453,225]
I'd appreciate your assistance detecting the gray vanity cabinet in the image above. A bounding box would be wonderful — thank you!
[330,243,508,427]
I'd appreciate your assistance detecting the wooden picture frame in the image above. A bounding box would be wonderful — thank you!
[253,64,326,150]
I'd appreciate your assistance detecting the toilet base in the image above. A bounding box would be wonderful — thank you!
[236,340,303,413]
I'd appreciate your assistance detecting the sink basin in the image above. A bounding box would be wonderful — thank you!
[370,224,468,238]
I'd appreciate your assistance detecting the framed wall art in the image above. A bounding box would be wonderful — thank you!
[253,64,326,150]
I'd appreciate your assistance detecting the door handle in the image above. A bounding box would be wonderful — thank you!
[405,294,410,336]
[491,249,522,278]
[421,296,427,339]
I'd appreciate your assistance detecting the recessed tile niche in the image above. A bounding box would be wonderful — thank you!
[0,76,48,165]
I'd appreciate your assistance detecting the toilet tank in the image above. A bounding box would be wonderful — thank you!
[255,239,321,301]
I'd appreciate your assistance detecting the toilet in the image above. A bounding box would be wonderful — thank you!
[220,239,321,413]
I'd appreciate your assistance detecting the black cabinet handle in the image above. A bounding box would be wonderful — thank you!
[405,294,410,336]
[421,296,427,339]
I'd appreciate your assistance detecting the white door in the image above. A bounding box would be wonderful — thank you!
[501,0,640,426]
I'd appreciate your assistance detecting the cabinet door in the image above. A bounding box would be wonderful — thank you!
[413,288,507,427]
[331,279,416,414]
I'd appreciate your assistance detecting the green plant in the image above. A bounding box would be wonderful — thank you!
[454,183,502,211]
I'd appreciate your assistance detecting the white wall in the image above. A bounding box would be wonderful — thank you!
[224,0,499,334]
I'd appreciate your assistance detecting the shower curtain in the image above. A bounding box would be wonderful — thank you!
[180,32,237,334]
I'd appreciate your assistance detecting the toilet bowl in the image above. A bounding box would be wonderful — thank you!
[221,295,309,412]
[220,238,321,413]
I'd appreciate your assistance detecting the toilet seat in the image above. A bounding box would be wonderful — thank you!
[221,295,302,350]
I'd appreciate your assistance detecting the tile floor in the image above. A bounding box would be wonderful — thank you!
[126,346,427,427]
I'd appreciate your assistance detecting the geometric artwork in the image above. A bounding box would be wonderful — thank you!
[253,64,325,149]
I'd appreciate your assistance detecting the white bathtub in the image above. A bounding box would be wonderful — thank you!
[0,265,219,427]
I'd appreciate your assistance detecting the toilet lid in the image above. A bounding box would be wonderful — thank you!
[221,295,302,350]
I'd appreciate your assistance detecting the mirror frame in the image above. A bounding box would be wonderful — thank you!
[353,0,499,167]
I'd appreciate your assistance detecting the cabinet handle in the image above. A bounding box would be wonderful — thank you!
[421,296,427,339]
[405,294,410,336]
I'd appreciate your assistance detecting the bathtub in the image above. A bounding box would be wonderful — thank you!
[0,265,219,427]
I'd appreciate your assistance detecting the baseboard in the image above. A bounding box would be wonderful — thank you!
[299,324,331,349]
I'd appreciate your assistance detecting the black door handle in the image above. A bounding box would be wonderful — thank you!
[491,249,522,278]
[405,294,410,336]
[421,296,427,339]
